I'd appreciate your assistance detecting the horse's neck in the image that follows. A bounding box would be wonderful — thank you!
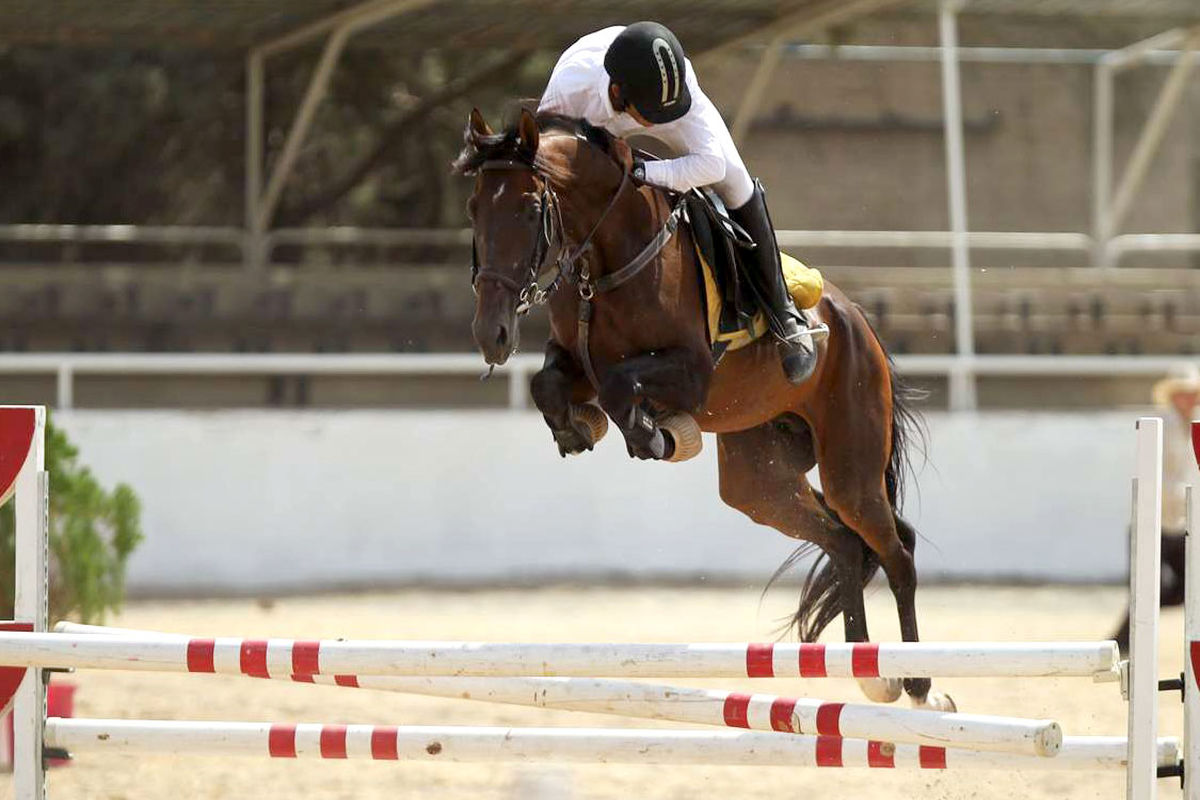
[555,166,660,275]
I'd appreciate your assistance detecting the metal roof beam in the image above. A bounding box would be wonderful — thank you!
[253,0,436,58]
[696,0,908,66]
[1101,26,1190,70]
[1103,28,1200,257]
[249,0,437,248]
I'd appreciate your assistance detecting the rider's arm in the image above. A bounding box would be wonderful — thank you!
[538,55,607,121]
[640,113,726,193]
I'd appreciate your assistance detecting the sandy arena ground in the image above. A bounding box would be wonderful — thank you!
[16,585,1185,800]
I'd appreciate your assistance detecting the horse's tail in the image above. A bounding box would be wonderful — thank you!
[773,316,925,642]
[768,491,882,642]
[884,346,927,511]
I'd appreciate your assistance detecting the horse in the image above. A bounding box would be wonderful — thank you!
[454,107,952,711]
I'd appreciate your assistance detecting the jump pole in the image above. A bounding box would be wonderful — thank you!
[0,633,1120,680]
[41,718,1180,771]
[52,623,1064,757]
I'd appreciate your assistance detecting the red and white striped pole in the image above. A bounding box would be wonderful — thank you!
[0,632,1120,681]
[51,622,1064,757]
[41,718,1179,772]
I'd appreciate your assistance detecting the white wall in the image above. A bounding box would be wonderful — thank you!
[51,410,1161,595]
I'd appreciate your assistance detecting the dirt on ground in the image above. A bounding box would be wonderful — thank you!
[14,585,1183,800]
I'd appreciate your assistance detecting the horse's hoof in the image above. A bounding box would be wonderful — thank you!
[660,413,702,462]
[857,677,903,704]
[625,428,666,460]
[910,690,957,713]
[570,403,608,445]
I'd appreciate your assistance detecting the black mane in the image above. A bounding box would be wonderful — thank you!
[451,112,614,176]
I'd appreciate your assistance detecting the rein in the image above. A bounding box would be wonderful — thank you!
[471,152,685,389]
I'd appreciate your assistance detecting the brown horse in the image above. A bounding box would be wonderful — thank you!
[455,107,952,711]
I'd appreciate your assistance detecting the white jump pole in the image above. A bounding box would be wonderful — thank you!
[0,633,1120,680]
[51,622,1063,757]
[41,718,1178,771]
[1129,417,1164,800]
[1185,419,1200,800]
[3,407,48,800]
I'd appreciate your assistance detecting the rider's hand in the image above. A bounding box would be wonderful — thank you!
[611,137,634,173]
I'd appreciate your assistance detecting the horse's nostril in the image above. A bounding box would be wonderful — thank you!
[496,325,509,348]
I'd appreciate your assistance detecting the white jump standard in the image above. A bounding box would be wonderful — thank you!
[0,407,1189,800]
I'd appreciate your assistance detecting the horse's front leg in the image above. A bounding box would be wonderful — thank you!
[597,347,712,461]
[529,340,606,457]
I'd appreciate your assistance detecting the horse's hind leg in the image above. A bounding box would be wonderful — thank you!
[716,417,901,704]
[817,437,954,711]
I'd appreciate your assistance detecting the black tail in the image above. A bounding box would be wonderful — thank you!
[767,491,882,642]
[771,334,926,642]
[884,349,928,510]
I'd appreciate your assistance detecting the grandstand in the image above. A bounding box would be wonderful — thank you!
[0,0,1197,409]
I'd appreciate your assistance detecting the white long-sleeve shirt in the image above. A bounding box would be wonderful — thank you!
[538,26,755,209]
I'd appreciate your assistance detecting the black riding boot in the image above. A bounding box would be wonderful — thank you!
[729,180,816,385]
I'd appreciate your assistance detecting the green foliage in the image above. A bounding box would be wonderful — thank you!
[0,419,143,624]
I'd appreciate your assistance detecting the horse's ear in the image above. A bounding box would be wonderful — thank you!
[467,108,492,141]
[517,107,539,155]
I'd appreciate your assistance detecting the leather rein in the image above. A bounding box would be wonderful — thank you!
[470,154,685,389]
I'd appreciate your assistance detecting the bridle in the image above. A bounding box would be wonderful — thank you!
[469,159,564,314]
[468,147,685,388]
[469,154,633,315]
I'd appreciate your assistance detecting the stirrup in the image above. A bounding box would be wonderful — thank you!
[778,321,829,345]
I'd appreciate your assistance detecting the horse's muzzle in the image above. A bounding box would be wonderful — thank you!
[472,295,519,366]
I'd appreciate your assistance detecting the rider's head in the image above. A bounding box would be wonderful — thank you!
[604,22,692,127]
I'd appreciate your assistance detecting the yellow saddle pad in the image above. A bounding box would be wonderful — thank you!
[697,247,824,353]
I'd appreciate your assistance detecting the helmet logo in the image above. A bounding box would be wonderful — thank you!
[651,37,681,107]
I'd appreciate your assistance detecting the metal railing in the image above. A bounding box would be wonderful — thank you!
[0,352,1192,412]
[2,225,1197,267]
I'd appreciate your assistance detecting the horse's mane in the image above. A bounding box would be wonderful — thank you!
[451,112,615,178]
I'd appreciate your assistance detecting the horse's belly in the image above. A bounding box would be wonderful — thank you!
[696,339,802,434]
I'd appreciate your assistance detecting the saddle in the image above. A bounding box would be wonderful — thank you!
[683,189,824,360]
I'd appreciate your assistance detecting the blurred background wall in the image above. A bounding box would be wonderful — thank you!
[54,409,1142,592]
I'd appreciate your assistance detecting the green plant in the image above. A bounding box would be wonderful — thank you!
[0,418,143,623]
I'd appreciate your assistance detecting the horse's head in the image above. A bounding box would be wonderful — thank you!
[453,107,626,366]
[453,108,549,366]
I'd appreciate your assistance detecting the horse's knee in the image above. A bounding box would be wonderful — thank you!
[598,370,637,421]
[529,368,566,411]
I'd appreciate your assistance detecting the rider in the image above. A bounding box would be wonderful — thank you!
[538,21,817,385]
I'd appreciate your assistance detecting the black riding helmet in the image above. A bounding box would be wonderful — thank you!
[604,22,692,124]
